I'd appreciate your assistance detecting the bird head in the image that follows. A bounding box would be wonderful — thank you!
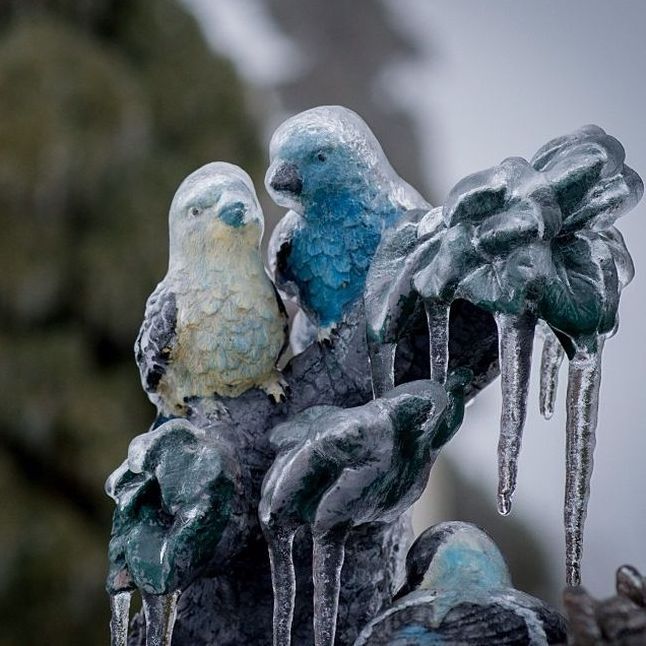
[168,162,264,267]
[265,106,411,216]
[381,379,447,437]
[395,521,511,600]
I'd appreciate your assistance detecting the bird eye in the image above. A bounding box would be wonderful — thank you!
[316,152,327,163]
[190,206,201,217]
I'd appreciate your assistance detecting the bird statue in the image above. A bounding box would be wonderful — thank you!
[354,521,567,645]
[365,125,642,584]
[259,371,470,646]
[105,418,246,646]
[564,564,646,645]
[135,162,289,419]
[265,105,430,347]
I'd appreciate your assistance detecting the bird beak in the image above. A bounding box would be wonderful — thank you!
[219,200,248,227]
[268,162,303,196]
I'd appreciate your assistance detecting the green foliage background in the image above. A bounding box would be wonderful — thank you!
[0,2,263,643]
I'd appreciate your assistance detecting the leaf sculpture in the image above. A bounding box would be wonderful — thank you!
[365,125,642,585]
[105,419,246,646]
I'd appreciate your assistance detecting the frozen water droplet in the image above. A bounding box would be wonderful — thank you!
[313,528,348,646]
[109,591,131,646]
[539,328,565,420]
[369,341,397,398]
[497,493,512,517]
[564,341,603,587]
[266,528,296,646]
[495,312,537,515]
[425,301,450,384]
[141,590,180,646]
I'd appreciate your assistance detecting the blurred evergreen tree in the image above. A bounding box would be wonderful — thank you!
[0,2,263,643]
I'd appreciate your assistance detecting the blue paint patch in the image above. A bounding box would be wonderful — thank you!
[393,624,444,645]
[219,201,246,228]
[431,544,510,592]
[284,190,402,327]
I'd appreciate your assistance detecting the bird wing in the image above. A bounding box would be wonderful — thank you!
[267,209,303,303]
[134,282,178,396]
[271,281,290,365]
[363,599,544,645]
[269,405,339,451]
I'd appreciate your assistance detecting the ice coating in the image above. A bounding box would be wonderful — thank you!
[141,590,180,646]
[264,528,296,646]
[355,521,566,645]
[495,312,536,515]
[367,340,397,399]
[109,591,131,646]
[259,377,469,646]
[564,341,604,585]
[425,301,450,384]
[312,529,348,646]
[105,418,245,645]
[265,106,430,335]
[266,105,428,214]
[539,325,565,420]
[365,124,642,584]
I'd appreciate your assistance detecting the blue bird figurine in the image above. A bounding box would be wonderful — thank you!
[265,105,430,347]
[135,162,288,419]
[259,371,470,646]
[355,521,567,645]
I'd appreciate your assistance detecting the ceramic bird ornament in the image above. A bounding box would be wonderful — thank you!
[259,371,470,646]
[354,521,567,645]
[135,162,289,418]
[265,105,430,347]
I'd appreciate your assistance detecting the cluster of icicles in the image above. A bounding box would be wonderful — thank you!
[373,125,642,589]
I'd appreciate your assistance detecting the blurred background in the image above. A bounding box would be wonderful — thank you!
[1,1,644,643]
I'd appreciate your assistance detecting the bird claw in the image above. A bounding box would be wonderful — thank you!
[317,325,336,346]
[261,373,289,404]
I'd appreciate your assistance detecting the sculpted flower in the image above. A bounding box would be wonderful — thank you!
[365,125,642,586]
[106,419,246,646]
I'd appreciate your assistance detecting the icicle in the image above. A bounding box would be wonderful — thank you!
[564,340,604,586]
[312,528,349,646]
[539,328,565,420]
[266,528,296,646]
[495,311,537,515]
[425,300,450,384]
[141,590,180,646]
[368,341,397,398]
[109,591,132,646]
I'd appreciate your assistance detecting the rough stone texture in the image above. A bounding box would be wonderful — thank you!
[126,301,498,645]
